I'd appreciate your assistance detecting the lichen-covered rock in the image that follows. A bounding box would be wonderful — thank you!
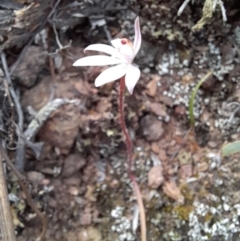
[13,46,47,87]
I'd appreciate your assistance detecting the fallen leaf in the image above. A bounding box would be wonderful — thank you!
[181,74,194,85]
[158,149,167,162]
[149,102,167,116]
[96,97,112,113]
[148,165,164,189]
[163,179,184,204]
[78,227,102,241]
[80,213,92,225]
[151,142,159,154]
[180,164,193,180]
[146,75,159,97]
[85,185,96,202]
[27,171,45,185]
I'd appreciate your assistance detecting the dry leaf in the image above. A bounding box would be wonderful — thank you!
[163,179,184,204]
[180,164,193,180]
[149,102,167,116]
[85,185,96,202]
[148,165,164,189]
[146,76,159,97]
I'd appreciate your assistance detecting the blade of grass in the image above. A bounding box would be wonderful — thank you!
[189,71,213,125]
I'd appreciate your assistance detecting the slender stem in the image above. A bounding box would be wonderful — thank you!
[119,77,146,241]
[119,77,133,170]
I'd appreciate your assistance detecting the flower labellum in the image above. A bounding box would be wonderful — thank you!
[73,17,142,94]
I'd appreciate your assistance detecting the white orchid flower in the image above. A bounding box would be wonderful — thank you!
[73,17,141,94]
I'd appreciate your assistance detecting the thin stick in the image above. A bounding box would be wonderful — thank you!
[119,77,146,241]
[1,51,25,171]
[177,0,191,16]
[0,143,17,241]
[1,52,23,131]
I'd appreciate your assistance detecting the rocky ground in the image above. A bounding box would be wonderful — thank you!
[1,0,240,241]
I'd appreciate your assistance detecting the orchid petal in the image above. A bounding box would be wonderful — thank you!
[111,38,122,50]
[133,17,141,57]
[125,64,140,94]
[95,64,127,87]
[84,44,124,60]
[111,38,134,63]
[73,55,123,66]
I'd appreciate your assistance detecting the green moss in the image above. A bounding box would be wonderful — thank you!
[173,205,194,221]
[205,212,213,222]
[180,184,194,202]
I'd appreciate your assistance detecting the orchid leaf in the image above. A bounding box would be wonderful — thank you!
[221,140,240,157]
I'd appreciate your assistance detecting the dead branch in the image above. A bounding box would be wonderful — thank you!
[1,52,25,171]
[0,144,47,241]
[0,142,17,241]
[24,98,80,141]
[1,52,23,132]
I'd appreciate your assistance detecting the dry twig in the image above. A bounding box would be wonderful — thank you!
[1,52,25,171]
[0,144,47,241]
[0,142,17,241]
[24,98,80,141]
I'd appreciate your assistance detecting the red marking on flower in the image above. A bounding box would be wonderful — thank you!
[121,39,127,45]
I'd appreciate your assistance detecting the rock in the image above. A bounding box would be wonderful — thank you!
[68,186,79,196]
[80,213,92,226]
[27,171,45,185]
[158,149,167,162]
[38,105,80,153]
[201,75,216,89]
[14,46,47,87]
[180,164,193,179]
[159,95,174,107]
[207,141,218,148]
[64,177,81,186]
[62,154,86,177]
[181,74,194,85]
[22,76,81,153]
[148,165,164,189]
[149,102,167,116]
[151,142,159,153]
[78,227,102,241]
[174,104,186,115]
[140,115,164,141]
[65,231,78,241]
[48,197,58,208]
